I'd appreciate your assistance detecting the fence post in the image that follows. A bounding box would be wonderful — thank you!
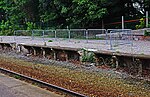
[68,29,71,40]
[54,30,57,40]
[106,30,109,44]
[31,30,34,40]
[42,30,45,43]
[42,30,45,37]
[13,31,16,42]
[130,30,133,46]
[109,31,113,50]
[86,29,88,43]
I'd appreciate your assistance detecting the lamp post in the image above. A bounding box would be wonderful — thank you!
[122,16,124,29]
[41,20,44,29]
[146,11,149,28]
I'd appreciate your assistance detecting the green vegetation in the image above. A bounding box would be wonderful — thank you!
[14,75,21,79]
[48,40,53,42]
[0,0,150,35]
[144,30,150,36]
[26,22,36,30]
[80,49,95,63]
[136,18,145,29]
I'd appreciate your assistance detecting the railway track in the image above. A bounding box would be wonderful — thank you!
[0,67,87,97]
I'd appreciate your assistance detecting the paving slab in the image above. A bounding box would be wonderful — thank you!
[0,73,62,97]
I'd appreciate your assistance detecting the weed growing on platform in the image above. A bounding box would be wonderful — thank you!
[48,40,53,42]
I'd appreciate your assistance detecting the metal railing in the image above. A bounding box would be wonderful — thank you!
[14,29,108,42]
[107,29,133,50]
[0,29,134,50]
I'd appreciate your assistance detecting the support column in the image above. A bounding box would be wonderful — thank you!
[41,48,46,58]
[32,47,36,56]
[112,56,119,68]
[64,51,69,61]
[138,63,142,76]
[17,45,21,53]
[10,43,16,51]
[52,48,56,60]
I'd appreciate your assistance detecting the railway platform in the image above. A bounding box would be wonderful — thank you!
[0,36,150,76]
[0,73,61,97]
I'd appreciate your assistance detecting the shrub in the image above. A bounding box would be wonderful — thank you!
[79,48,95,63]
[144,30,150,36]
[135,18,145,29]
[26,22,36,30]
[0,20,19,35]
[48,40,53,42]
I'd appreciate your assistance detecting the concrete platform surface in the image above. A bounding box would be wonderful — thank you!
[0,36,150,56]
[0,73,62,97]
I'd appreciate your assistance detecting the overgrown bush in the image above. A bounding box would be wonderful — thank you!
[48,40,53,42]
[0,20,18,35]
[79,48,95,63]
[144,30,150,36]
[26,22,36,30]
[135,18,145,29]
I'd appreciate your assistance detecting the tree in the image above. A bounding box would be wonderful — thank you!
[144,0,150,11]
[39,0,108,28]
[69,0,107,28]
[0,0,149,32]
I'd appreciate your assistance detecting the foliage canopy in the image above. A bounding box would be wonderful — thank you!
[0,0,149,34]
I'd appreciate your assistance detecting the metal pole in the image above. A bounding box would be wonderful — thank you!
[42,30,45,37]
[68,29,70,39]
[42,30,45,42]
[105,30,108,44]
[86,30,88,43]
[146,11,149,28]
[67,26,71,40]
[31,30,34,40]
[110,31,113,50]
[102,19,104,29]
[54,30,57,41]
[13,31,16,42]
[122,16,124,29]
